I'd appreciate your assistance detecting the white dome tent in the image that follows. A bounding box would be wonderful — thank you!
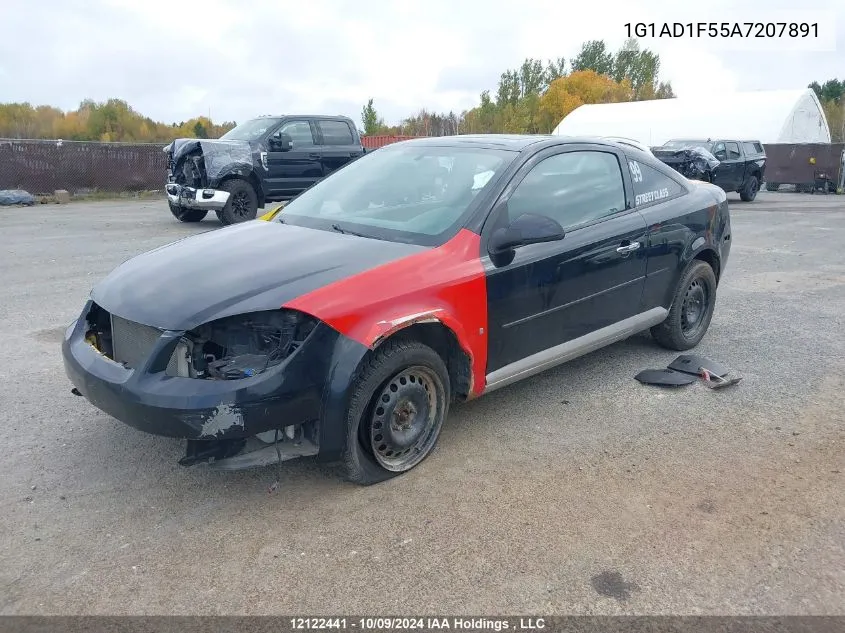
[551,89,831,146]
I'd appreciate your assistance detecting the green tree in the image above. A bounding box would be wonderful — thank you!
[545,57,567,85]
[361,98,382,135]
[571,40,614,75]
[612,38,661,100]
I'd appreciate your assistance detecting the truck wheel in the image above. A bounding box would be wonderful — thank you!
[219,179,258,225]
[765,182,780,192]
[168,202,207,222]
[339,339,450,486]
[651,260,718,351]
[739,175,759,201]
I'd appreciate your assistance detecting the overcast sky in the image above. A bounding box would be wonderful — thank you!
[1,0,842,128]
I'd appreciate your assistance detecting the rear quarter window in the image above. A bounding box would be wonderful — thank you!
[742,142,762,155]
[319,120,355,145]
[627,158,686,207]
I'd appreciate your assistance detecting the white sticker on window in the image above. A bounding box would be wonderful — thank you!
[635,188,670,206]
[629,160,643,183]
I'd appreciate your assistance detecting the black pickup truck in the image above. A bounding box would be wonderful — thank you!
[164,114,366,224]
[652,139,767,201]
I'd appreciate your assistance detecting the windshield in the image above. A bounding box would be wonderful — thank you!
[219,117,282,141]
[277,143,516,246]
[663,139,714,152]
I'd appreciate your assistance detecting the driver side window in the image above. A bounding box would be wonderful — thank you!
[277,120,315,148]
[505,151,626,229]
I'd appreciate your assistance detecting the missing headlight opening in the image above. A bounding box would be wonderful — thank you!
[85,302,114,358]
[168,310,317,380]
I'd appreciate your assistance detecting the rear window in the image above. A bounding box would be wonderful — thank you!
[742,142,763,155]
[628,158,685,207]
[319,120,355,145]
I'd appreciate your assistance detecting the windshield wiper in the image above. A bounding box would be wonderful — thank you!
[331,223,369,238]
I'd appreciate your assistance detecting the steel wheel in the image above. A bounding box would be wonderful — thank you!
[681,279,709,338]
[367,366,444,472]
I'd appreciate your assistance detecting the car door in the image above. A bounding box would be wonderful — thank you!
[712,141,744,190]
[483,145,648,373]
[265,119,323,198]
[316,119,365,177]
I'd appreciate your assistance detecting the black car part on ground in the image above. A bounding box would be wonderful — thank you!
[667,354,729,377]
[651,146,721,181]
[634,368,697,386]
[635,355,741,389]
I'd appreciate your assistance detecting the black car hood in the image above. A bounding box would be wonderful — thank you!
[90,221,426,331]
[164,138,249,161]
[163,138,200,160]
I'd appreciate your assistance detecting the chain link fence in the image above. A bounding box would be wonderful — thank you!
[0,138,167,196]
[0,135,431,201]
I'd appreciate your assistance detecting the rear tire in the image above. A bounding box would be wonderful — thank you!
[339,339,450,486]
[651,260,718,351]
[739,175,759,201]
[219,179,258,225]
[168,202,207,222]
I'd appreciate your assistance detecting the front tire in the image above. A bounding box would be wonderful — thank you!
[168,202,207,222]
[219,179,258,225]
[651,260,718,351]
[739,175,759,201]
[339,339,450,486]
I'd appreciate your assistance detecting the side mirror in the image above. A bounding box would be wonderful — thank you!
[489,212,565,258]
[269,132,293,151]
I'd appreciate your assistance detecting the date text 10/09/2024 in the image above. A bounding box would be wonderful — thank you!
[290,618,547,631]
[625,22,819,38]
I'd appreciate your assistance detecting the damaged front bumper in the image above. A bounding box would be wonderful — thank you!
[61,301,354,470]
[165,183,230,211]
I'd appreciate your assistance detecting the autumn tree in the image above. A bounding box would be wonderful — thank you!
[0,99,235,142]
[539,70,633,129]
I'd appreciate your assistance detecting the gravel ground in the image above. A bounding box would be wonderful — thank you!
[1,192,843,615]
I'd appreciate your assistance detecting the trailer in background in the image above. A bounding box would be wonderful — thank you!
[762,143,845,193]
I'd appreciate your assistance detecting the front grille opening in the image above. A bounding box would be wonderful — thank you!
[110,314,164,369]
[85,302,114,359]
[85,303,165,370]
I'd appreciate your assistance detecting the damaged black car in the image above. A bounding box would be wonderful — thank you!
[164,114,366,224]
[651,138,766,202]
[64,135,732,485]
[651,142,721,182]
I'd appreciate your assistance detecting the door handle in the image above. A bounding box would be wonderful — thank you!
[308,153,320,159]
[616,241,641,254]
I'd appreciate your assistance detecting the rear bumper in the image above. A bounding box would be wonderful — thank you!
[165,183,229,211]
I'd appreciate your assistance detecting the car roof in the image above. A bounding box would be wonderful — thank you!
[253,114,355,121]
[386,134,645,152]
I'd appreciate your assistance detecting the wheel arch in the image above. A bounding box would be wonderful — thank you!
[370,319,473,403]
[216,170,265,208]
[691,246,721,284]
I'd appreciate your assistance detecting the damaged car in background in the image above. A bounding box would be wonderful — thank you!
[651,138,766,201]
[164,114,365,225]
[63,135,731,485]
[651,142,721,181]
